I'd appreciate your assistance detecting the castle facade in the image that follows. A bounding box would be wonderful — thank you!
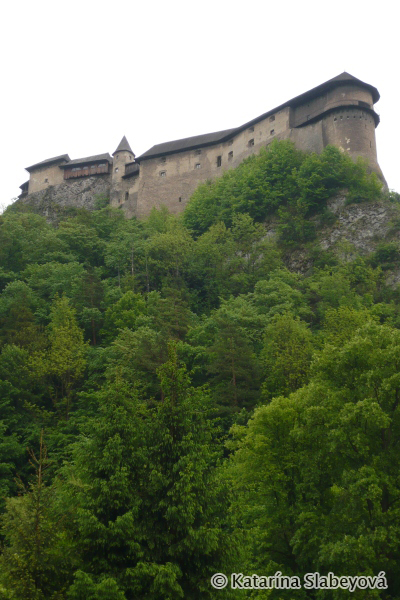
[19,73,384,218]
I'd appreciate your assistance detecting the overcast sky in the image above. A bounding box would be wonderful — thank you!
[1,0,398,211]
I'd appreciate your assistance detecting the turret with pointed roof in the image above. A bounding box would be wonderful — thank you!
[111,136,136,207]
[113,136,135,158]
[18,72,385,215]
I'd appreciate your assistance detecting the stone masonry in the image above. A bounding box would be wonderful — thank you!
[19,72,385,219]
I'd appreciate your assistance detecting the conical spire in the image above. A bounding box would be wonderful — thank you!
[113,136,134,156]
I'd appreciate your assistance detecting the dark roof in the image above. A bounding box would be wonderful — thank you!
[59,153,112,168]
[136,128,238,161]
[19,181,29,191]
[136,72,380,162]
[26,154,70,173]
[286,71,380,106]
[113,136,134,156]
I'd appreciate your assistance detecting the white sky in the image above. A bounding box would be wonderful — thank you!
[1,0,398,210]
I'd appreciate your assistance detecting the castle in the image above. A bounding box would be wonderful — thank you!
[19,72,384,218]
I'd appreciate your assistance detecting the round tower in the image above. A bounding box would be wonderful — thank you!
[291,73,385,184]
[111,136,135,206]
[319,74,384,182]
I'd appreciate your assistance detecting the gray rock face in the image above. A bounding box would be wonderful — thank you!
[18,175,111,221]
[280,194,400,276]
[320,195,396,254]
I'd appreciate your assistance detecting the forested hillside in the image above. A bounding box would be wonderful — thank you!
[1,141,400,598]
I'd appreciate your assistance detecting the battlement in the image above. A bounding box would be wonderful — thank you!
[20,72,384,218]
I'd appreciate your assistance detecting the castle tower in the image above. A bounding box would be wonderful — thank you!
[321,74,383,180]
[290,72,385,183]
[111,136,135,206]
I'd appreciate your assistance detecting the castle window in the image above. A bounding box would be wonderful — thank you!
[115,168,119,173]
[125,192,129,201]
[179,197,182,202]
[228,151,233,160]
[195,149,202,155]
[217,156,222,167]
[269,115,275,122]
[248,126,254,132]
[334,117,337,121]
[270,129,275,135]
[195,163,201,169]
[248,139,254,147]
[160,170,166,177]
[44,178,48,183]
[115,155,119,159]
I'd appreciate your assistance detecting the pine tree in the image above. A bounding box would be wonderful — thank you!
[0,432,77,599]
[66,344,237,599]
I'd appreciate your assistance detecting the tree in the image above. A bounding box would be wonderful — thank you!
[230,321,400,597]
[0,281,40,349]
[0,433,77,599]
[262,313,314,400]
[206,308,261,414]
[31,296,88,421]
[65,345,237,599]
[101,291,147,343]
[109,325,168,398]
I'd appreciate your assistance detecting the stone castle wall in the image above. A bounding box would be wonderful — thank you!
[28,163,66,194]
[19,75,384,220]
[132,106,291,218]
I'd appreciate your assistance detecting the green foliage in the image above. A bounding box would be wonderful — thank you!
[0,434,77,599]
[184,141,382,245]
[0,143,398,597]
[262,313,314,399]
[101,291,147,342]
[230,320,400,596]
[64,345,237,598]
[369,241,400,271]
[30,296,88,420]
[0,281,41,348]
